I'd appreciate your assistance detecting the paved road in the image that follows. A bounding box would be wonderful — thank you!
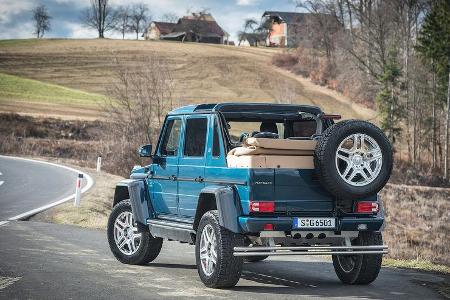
[0,221,446,299]
[0,156,88,221]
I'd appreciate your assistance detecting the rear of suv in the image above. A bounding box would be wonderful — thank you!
[107,103,392,288]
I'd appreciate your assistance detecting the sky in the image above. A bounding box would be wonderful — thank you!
[0,0,302,42]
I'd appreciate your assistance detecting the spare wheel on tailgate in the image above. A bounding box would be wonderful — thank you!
[314,120,393,199]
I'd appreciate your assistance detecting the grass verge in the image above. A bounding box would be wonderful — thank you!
[383,258,450,274]
[0,73,107,105]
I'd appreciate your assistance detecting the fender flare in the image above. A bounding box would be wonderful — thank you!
[114,179,154,226]
[194,185,242,233]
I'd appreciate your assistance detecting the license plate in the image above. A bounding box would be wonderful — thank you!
[293,218,336,229]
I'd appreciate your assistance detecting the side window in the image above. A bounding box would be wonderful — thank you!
[212,118,221,157]
[160,119,182,156]
[184,118,207,157]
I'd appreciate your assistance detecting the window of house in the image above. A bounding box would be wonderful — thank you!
[184,118,208,157]
[212,118,221,157]
[160,119,182,156]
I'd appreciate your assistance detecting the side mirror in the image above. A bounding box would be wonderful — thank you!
[138,144,152,157]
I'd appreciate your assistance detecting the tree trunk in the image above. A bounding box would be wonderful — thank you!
[445,72,450,179]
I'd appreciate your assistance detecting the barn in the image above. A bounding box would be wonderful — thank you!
[144,22,177,40]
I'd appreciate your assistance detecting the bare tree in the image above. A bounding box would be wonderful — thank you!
[129,3,150,40]
[102,53,175,174]
[81,0,117,38]
[161,13,179,23]
[115,6,130,39]
[32,5,51,38]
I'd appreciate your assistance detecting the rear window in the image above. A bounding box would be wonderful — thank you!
[184,118,207,157]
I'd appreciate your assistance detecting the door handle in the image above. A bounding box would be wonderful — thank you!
[170,175,177,181]
[195,176,204,183]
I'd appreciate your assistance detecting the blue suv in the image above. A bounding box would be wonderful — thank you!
[107,103,393,288]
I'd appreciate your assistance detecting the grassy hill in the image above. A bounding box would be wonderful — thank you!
[0,39,375,120]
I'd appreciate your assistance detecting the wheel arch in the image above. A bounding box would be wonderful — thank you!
[193,185,242,233]
[113,182,130,207]
[113,179,154,228]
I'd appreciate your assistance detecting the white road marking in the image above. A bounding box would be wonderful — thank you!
[0,155,94,221]
[0,276,21,290]
[0,221,9,226]
[0,181,4,187]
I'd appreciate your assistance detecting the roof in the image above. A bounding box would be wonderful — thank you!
[172,18,225,37]
[262,11,311,24]
[168,103,322,117]
[152,22,176,35]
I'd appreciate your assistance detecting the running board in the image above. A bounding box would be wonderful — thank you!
[233,245,388,256]
[147,219,195,244]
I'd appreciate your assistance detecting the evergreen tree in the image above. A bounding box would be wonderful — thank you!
[416,0,450,176]
[376,48,403,145]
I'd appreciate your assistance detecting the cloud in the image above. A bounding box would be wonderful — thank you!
[236,0,259,6]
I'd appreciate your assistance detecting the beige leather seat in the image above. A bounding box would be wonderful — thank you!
[227,138,316,169]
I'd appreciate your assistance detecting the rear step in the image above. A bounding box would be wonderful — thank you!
[233,245,388,256]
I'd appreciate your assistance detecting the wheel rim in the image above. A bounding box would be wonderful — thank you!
[337,254,357,273]
[335,133,383,187]
[199,224,217,276]
[113,211,141,256]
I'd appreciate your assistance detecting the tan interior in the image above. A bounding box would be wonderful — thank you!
[227,137,316,169]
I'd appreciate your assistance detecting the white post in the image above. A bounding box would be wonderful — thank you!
[74,173,83,207]
[96,155,102,172]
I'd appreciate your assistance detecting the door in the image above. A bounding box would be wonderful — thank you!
[150,117,182,216]
[178,116,208,217]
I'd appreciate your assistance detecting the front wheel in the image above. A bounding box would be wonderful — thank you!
[332,232,383,285]
[195,210,244,288]
[107,200,163,265]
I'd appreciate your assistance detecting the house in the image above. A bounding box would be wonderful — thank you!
[160,13,228,44]
[262,11,340,48]
[144,22,176,40]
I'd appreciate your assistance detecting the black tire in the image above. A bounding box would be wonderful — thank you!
[332,232,383,285]
[315,120,393,199]
[107,200,163,265]
[195,210,244,288]
[245,255,269,263]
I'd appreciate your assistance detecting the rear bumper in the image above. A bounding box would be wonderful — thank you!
[238,216,384,233]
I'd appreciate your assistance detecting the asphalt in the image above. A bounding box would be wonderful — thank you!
[0,221,447,300]
[0,156,87,221]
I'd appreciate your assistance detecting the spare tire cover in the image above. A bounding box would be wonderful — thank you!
[314,120,393,199]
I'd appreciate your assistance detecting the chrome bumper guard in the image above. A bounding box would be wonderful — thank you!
[233,245,389,256]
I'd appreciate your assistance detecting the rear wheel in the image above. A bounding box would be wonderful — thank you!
[332,232,383,284]
[107,200,163,265]
[195,210,244,288]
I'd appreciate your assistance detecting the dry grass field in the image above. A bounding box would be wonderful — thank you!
[0,39,375,120]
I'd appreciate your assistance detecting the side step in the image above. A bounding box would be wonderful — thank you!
[147,219,195,244]
[233,245,388,256]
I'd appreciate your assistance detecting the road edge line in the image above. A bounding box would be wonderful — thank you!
[0,155,94,222]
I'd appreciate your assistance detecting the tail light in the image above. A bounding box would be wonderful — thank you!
[250,201,275,213]
[356,201,379,214]
[263,223,274,231]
